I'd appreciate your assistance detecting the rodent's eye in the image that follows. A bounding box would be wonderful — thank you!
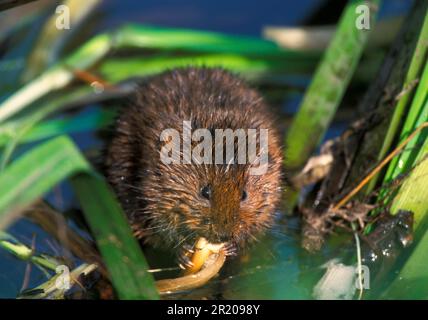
[201,186,211,200]
[241,190,248,202]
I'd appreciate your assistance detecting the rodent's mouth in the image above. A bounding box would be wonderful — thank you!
[176,223,240,254]
[199,239,238,257]
[178,234,238,258]
[203,234,239,256]
[177,237,237,270]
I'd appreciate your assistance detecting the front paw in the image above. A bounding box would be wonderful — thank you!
[177,243,195,270]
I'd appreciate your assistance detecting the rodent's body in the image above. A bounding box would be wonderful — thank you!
[105,67,282,252]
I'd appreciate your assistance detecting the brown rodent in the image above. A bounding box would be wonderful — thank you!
[105,67,282,255]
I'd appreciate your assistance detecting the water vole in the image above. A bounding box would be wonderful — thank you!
[105,67,282,255]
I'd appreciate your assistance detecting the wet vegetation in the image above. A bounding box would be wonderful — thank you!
[0,0,426,299]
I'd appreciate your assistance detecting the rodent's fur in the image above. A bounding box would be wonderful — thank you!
[105,67,282,251]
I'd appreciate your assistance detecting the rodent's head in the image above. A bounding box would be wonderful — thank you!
[105,67,283,253]
[137,155,282,251]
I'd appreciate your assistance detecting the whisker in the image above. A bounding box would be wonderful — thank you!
[174,230,197,249]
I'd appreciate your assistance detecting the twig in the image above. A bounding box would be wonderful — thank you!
[64,65,115,90]
[18,263,98,299]
[0,68,73,123]
[263,17,402,51]
[0,0,36,11]
[333,122,428,210]
[0,231,60,271]
[156,250,226,295]
[20,233,36,292]
[24,201,108,277]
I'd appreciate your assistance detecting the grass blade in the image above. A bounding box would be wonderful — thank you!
[384,62,428,185]
[284,0,380,171]
[99,54,316,83]
[0,23,320,123]
[114,24,315,57]
[367,11,428,192]
[0,136,159,299]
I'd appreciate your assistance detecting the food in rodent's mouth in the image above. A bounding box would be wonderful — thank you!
[183,237,224,275]
[104,67,283,256]
[156,237,227,294]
